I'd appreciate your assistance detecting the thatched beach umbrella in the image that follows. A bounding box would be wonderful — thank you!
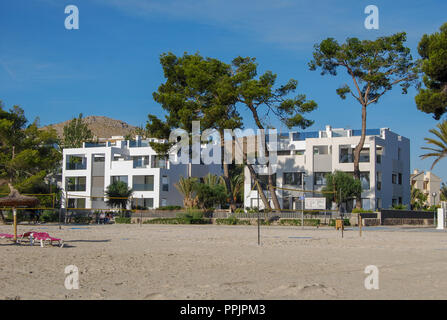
[0,183,39,241]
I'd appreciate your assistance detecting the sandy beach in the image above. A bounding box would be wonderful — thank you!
[1,223,447,300]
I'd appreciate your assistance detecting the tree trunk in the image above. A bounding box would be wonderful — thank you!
[259,128,281,211]
[246,163,272,211]
[246,104,281,211]
[353,105,367,209]
[220,131,235,212]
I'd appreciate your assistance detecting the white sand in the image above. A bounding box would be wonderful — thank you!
[1,223,447,300]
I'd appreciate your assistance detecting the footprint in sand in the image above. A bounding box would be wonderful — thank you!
[144,293,166,300]
[268,283,338,298]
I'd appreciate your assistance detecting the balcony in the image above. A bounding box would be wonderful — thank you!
[66,184,86,192]
[66,162,87,170]
[132,183,154,191]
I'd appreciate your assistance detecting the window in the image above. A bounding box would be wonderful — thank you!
[360,172,370,190]
[93,156,105,162]
[66,155,87,170]
[339,146,369,163]
[339,145,353,163]
[66,177,86,191]
[392,198,397,206]
[111,176,128,186]
[362,198,371,210]
[359,148,370,162]
[133,156,149,168]
[283,172,303,186]
[376,146,383,164]
[132,198,154,209]
[398,173,402,185]
[67,198,85,209]
[376,198,382,210]
[162,175,169,192]
[392,173,397,184]
[398,197,402,204]
[376,172,382,191]
[151,155,167,168]
[313,146,328,155]
[283,197,290,210]
[161,198,167,207]
[314,172,328,186]
[132,175,154,191]
[277,150,291,156]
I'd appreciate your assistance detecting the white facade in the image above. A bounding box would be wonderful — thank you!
[62,138,221,209]
[244,126,410,211]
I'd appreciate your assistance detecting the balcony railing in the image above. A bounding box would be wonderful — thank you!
[66,184,86,192]
[132,184,154,191]
[66,162,86,170]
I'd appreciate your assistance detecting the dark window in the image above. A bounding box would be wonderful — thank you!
[283,172,303,186]
[360,172,370,190]
[277,150,291,156]
[314,172,328,186]
[398,173,402,185]
[392,173,397,184]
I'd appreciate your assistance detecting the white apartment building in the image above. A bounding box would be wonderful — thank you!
[62,137,221,210]
[244,126,410,211]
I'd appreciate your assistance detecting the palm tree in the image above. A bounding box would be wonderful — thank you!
[220,174,244,211]
[105,181,133,210]
[411,186,427,209]
[175,176,198,208]
[421,120,447,169]
[203,173,220,187]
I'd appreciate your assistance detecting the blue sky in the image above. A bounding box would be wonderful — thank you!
[1,0,446,180]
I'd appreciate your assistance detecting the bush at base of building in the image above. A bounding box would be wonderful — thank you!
[115,217,131,224]
[279,219,321,227]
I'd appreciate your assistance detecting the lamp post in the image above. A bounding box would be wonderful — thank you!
[432,192,437,206]
[301,173,306,230]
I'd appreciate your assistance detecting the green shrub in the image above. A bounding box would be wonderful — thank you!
[73,215,93,224]
[144,218,181,224]
[279,219,321,226]
[6,210,24,222]
[157,205,182,211]
[351,208,374,213]
[40,210,59,223]
[215,216,251,225]
[115,217,131,224]
[424,205,440,212]
[328,219,350,226]
[391,204,407,210]
[144,216,210,225]
[176,210,207,224]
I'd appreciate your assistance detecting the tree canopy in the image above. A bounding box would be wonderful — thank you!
[62,113,94,148]
[0,102,61,194]
[420,119,447,169]
[105,181,133,209]
[322,171,362,209]
[309,32,417,207]
[415,23,447,119]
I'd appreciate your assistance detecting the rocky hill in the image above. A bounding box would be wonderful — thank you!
[45,115,137,139]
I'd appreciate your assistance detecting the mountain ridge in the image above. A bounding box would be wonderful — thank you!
[44,115,137,139]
